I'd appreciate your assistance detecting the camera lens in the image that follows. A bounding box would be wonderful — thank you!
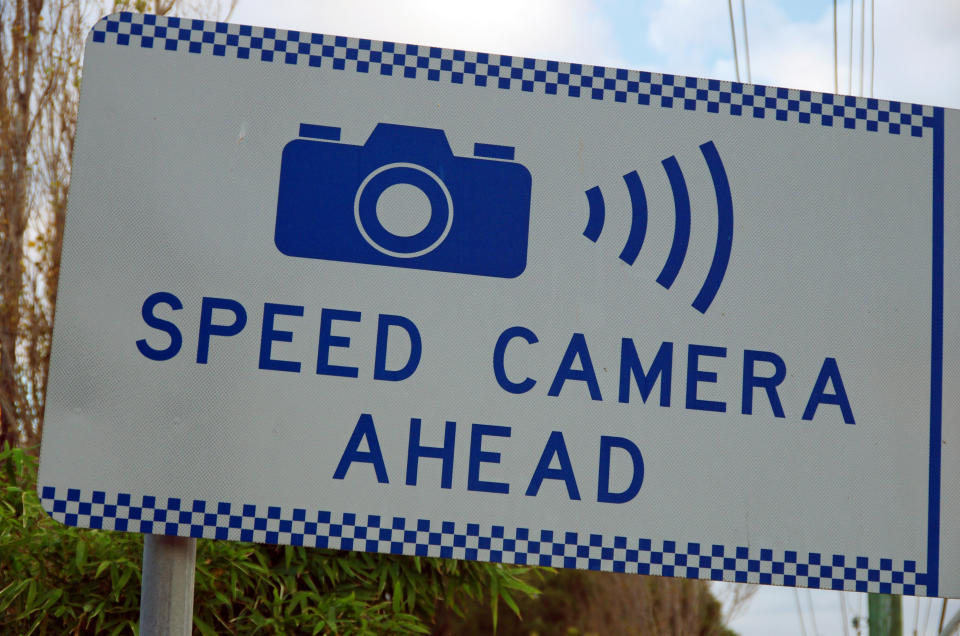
[375,184,431,237]
[354,162,453,258]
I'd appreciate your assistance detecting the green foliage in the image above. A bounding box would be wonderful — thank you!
[1,445,536,634]
[445,567,738,636]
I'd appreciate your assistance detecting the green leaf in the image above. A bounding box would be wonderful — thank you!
[95,560,112,578]
[194,615,217,636]
[75,539,88,570]
[117,567,133,592]
[326,603,337,633]
[44,588,64,608]
[0,580,29,613]
[392,579,402,613]
[107,621,128,636]
[24,579,37,613]
[499,587,521,618]
[489,573,502,631]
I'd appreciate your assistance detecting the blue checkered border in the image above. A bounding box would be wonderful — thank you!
[91,12,935,139]
[41,486,928,596]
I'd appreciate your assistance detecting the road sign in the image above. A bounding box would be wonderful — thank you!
[39,12,960,598]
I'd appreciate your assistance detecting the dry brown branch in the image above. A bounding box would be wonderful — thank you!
[713,581,760,625]
[0,0,88,449]
[0,0,233,449]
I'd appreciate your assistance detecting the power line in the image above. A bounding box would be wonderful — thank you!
[913,594,921,635]
[739,0,752,83]
[847,0,854,93]
[942,604,960,636]
[726,0,741,82]
[869,0,875,97]
[832,0,838,93]
[794,588,809,636]
[840,592,850,636]
[858,0,865,95]
[807,589,820,636]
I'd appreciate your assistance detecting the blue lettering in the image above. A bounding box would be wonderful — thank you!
[548,333,602,400]
[196,296,247,364]
[686,344,727,412]
[619,340,672,406]
[493,326,538,394]
[406,419,456,488]
[333,413,389,482]
[742,349,786,417]
[136,292,183,361]
[374,313,422,381]
[802,357,855,424]
[597,436,644,503]
[316,308,361,378]
[258,303,304,372]
[525,431,580,500]
[467,424,511,494]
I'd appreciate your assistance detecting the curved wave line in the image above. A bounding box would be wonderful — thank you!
[619,171,648,265]
[655,156,691,289]
[692,140,734,314]
[583,186,605,242]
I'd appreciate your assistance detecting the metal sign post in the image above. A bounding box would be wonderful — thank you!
[139,535,197,635]
[38,11,959,600]
[867,593,902,636]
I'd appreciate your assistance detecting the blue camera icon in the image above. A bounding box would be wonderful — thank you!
[275,123,532,278]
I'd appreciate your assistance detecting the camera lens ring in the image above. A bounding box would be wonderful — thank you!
[354,162,453,259]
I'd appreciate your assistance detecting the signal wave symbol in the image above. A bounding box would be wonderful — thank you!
[583,140,733,314]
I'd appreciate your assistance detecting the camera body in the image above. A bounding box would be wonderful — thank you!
[275,122,532,278]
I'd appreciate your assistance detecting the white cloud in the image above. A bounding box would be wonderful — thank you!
[643,0,734,78]
[231,0,624,66]
[229,0,960,107]
[875,0,960,107]
[640,0,960,107]
[641,0,837,91]
[740,1,836,92]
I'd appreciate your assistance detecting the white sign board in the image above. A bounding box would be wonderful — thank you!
[39,12,960,598]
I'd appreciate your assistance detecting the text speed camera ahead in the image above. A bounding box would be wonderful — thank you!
[39,12,959,598]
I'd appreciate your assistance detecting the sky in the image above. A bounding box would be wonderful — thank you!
[185,0,957,633]
[224,0,960,109]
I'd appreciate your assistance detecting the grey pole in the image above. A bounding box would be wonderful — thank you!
[139,535,198,636]
[867,593,902,636]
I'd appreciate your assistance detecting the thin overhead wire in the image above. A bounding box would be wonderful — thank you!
[941,605,960,636]
[869,0,875,97]
[794,588,809,636]
[847,0,854,93]
[726,0,741,82]
[913,594,921,636]
[739,0,752,83]
[832,0,838,93]
[806,589,820,636]
[858,0,865,95]
[840,592,850,636]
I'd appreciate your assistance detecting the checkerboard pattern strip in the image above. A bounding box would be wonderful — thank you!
[91,13,936,138]
[40,486,928,595]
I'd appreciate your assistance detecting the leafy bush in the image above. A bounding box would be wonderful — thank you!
[444,567,738,636]
[0,445,537,634]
